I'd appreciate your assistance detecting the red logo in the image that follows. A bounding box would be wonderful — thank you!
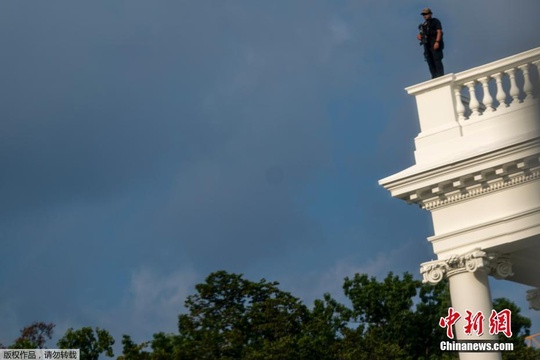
[439,308,512,339]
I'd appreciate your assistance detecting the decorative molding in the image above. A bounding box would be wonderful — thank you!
[489,255,514,280]
[406,154,540,210]
[526,288,540,310]
[420,249,513,285]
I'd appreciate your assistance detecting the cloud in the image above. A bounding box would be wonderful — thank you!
[119,267,199,336]
[286,240,428,307]
[130,268,196,315]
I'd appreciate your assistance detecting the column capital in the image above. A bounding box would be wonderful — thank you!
[526,288,540,310]
[420,249,513,285]
[489,254,514,279]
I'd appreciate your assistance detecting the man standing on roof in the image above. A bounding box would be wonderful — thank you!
[417,8,444,78]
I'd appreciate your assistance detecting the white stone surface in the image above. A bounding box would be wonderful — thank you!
[380,47,540,359]
[404,47,540,165]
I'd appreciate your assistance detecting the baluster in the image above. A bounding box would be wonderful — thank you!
[505,68,520,103]
[453,85,466,121]
[464,81,481,116]
[492,72,507,108]
[478,76,494,112]
[530,60,539,99]
[518,64,533,102]
[533,60,540,78]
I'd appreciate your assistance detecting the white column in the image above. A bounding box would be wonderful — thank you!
[421,250,513,360]
[448,268,500,360]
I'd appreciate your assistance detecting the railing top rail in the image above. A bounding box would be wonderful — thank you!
[454,47,540,84]
[406,47,540,95]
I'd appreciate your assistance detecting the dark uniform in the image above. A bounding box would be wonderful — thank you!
[419,11,444,78]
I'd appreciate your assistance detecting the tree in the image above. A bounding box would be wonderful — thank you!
[176,270,310,359]
[149,332,179,360]
[112,270,537,360]
[413,279,454,359]
[117,333,180,360]
[117,335,150,360]
[8,322,55,349]
[492,298,540,360]
[297,293,351,359]
[341,272,420,358]
[57,327,114,360]
[341,273,458,360]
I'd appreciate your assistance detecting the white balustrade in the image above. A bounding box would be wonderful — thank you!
[453,59,539,120]
[406,47,540,165]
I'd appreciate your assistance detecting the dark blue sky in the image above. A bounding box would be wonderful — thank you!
[1,0,539,350]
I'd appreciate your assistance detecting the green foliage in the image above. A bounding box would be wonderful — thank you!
[57,327,115,360]
[340,273,459,359]
[117,333,181,360]
[149,332,180,360]
[343,272,419,327]
[169,270,461,359]
[176,270,310,359]
[10,271,537,360]
[297,293,350,358]
[492,298,540,360]
[117,335,150,360]
[342,272,420,357]
[413,280,453,359]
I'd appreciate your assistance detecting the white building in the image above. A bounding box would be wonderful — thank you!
[380,47,540,360]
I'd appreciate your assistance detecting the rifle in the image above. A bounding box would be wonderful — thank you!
[418,23,427,45]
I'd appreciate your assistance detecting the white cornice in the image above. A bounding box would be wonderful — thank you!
[422,165,540,210]
[380,136,540,187]
[379,138,540,209]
